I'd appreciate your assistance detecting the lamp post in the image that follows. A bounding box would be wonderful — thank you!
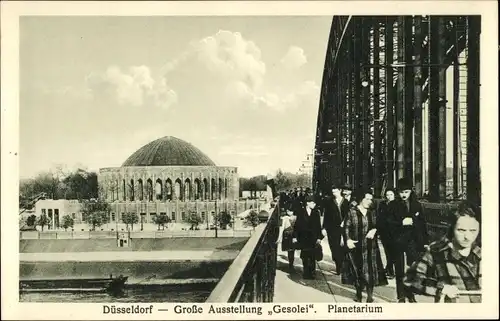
[206,199,209,230]
[214,199,218,238]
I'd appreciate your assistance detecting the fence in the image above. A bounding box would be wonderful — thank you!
[206,201,280,302]
[420,201,460,242]
[369,200,474,242]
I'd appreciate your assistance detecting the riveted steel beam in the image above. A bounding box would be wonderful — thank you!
[466,16,481,207]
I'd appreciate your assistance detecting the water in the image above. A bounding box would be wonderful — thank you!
[20,283,216,303]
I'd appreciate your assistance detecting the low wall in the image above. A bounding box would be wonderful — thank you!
[20,237,249,253]
[20,230,253,240]
[20,260,232,283]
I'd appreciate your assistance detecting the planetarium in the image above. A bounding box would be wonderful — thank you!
[98,136,240,224]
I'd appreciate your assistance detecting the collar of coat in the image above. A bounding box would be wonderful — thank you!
[429,237,481,261]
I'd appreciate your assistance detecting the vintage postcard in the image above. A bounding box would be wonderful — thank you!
[1,1,498,320]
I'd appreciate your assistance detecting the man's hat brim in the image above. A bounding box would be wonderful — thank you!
[397,178,414,190]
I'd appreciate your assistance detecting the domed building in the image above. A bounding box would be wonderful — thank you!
[98,136,239,224]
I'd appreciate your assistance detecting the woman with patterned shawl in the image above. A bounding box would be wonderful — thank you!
[341,190,388,302]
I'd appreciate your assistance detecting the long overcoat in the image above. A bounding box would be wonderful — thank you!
[387,198,429,253]
[341,207,388,287]
[293,206,323,259]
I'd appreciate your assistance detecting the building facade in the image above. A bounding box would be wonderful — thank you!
[34,199,81,229]
[32,198,263,229]
[98,136,241,224]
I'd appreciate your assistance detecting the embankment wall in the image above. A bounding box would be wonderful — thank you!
[20,237,248,253]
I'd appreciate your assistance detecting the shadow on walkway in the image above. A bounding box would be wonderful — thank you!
[276,253,394,303]
[276,256,362,303]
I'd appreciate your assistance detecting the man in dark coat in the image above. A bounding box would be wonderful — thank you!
[322,184,350,275]
[388,178,429,302]
[291,188,305,213]
[376,188,398,278]
[292,195,324,279]
[342,183,357,208]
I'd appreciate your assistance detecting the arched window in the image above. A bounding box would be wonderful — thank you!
[109,179,119,202]
[137,179,144,201]
[122,179,127,201]
[203,178,209,200]
[211,178,216,200]
[175,179,182,201]
[184,178,192,201]
[146,179,153,202]
[129,179,135,201]
[224,178,228,199]
[194,179,201,200]
[218,178,223,200]
[155,178,163,200]
[165,179,173,201]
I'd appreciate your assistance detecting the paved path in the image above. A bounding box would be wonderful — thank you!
[20,250,239,262]
[274,238,434,303]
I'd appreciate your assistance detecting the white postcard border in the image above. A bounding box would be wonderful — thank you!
[1,1,498,320]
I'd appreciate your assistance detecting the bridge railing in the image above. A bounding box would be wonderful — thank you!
[205,201,280,303]
[374,200,477,243]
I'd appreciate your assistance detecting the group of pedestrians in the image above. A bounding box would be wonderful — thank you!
[277,178,482,303]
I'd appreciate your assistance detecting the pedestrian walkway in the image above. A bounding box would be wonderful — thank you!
[274,238,434,303]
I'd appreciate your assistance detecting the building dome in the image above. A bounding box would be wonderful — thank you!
[122,136,216,167]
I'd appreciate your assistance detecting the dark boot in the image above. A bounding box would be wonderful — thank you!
[366,285,374,303]
[306,258,316,279]
[334,260,341,275]
[354,287,363,302]
[404,284,417,302]
[309,259,316,279]
[288,251,295,272]
[302,257,311,279]
[386,263,395,278]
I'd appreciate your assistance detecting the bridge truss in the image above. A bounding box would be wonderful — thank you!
[313,16,481,205]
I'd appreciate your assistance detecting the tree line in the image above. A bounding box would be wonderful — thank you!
[238,170,312,197]
[21,167,310,208]
[239,175,267,198]
[20,167,307,232]
[273,169,312,192]
[19,167,99,210]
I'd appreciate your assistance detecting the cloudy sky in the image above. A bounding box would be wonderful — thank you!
[20,16,332,179]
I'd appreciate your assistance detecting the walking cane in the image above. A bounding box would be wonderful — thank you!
[438,290,482,303]
[346,248,364,290]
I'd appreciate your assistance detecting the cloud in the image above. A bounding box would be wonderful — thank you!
[280,46,308,70]
[88,30,319,117]
[281,80,320,108]
[189,30,267,90]
[86,65,177,109]
[169,32,317,113]
[228,79,320,112]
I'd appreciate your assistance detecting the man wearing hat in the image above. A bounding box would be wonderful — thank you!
[388,177,429,302]
[321,183,350,275]
[292,195,324,279]
[291,187,306,214]
[342,183,357,208]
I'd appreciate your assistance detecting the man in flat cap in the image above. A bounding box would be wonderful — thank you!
[388,177,429,302]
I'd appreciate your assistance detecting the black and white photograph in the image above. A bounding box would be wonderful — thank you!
[1,1,498,320]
